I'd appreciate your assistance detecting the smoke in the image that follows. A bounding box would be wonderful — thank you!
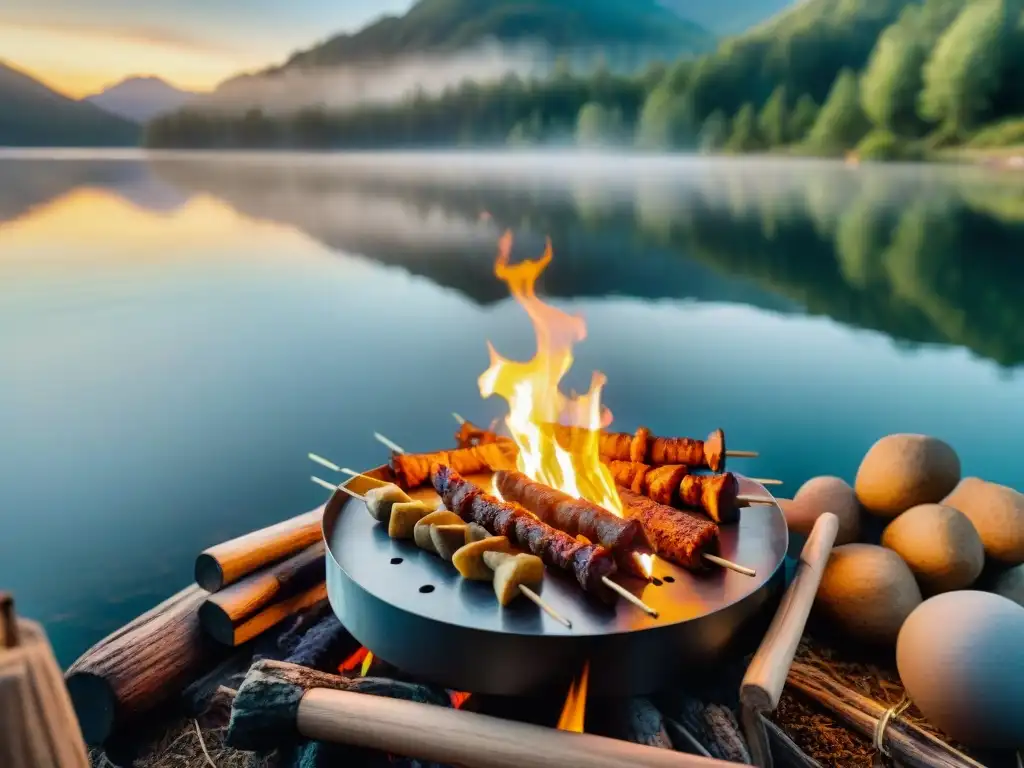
[194,40,553,116]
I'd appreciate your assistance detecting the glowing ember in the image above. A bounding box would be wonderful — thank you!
[449,691,472,709]
[338,646,370,675]
[361,651,374,677]
[556,662,590,732]
[479,231,622,516]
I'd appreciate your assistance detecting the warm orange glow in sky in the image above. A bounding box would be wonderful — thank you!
[0,22,268,96]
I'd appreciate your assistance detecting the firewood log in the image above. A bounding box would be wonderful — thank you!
[64,584,226,745]
[198,541,327,646]
[227,660,739,768]
[195,506,324,592]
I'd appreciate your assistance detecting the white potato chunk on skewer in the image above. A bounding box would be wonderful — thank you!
[430,524,471,561]
[452,536,513,580]
[413,510,464,552]
[388,500,434,539]
[484,551,545,606]
[365,484,413,523]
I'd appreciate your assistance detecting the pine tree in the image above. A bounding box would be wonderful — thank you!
[725,103,761,153]
[806,69,870,152]
[788,94,819,142]
[758,85,790,146]
[699,110,730,152]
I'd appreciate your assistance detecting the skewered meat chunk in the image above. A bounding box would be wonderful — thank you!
[432,464,617,603]
[608,461,741,524]
[494,470,651,578]
[391,443,517,490]
[618,488,719,571]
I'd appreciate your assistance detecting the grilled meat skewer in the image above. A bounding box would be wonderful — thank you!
[432,464,618,604]
[608,461,741,524]
[494,470,651,578]
[391,442,517,490]
[618,488,720,571]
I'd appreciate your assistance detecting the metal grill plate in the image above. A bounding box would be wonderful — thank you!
[323,468,787,696]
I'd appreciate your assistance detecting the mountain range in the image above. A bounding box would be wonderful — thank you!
[84,76,197,123]
[1,0,795,147]
[0,61,141,147]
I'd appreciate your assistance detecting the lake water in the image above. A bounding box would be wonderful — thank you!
[1,149,1022,667]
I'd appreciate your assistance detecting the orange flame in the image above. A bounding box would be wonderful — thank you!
[556,662,590,732]
[338,646,370,675]
[478,231,621,515]
[449,691,473,709]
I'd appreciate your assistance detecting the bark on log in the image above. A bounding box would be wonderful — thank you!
[195,507,324,592]
[596,697,673,749]
[65,584,225,745]
[787,662,987,768]
[199,542,327,646]
[0,615,90,768]
[228,659,451,752]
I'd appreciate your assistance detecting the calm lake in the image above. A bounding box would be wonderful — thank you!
[1,149,1022,667]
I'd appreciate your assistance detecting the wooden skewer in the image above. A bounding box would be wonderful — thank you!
[309,476,571,628]
[452,412,466,425]
[309,452,342,473]
[737,495,775,505]
[374,431,407,454]
[727,450,759,458]
[703,554,756,578]
[600,578,659,618]
[748,478,782,486]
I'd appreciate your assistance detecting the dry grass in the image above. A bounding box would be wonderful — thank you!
[89,718,272,768]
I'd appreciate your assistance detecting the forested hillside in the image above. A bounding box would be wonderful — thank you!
[146,0,1024,159]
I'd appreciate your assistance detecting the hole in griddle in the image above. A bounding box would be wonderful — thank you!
[663,575,676,583]
[390,557,403,565]
[651,577,663,586]
[419,584,435,594]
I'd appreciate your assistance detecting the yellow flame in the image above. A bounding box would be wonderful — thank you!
[361,651,374,677]
[556,662,590,732]
[478,231,622,516]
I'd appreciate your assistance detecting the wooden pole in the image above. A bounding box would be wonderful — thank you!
[64,584,225,745]
[0,594,90,768]
[194,506,324,592]
[739,513,840,768]
[199,541,327,646]
[228,660,736,768]
[786,663,986,768]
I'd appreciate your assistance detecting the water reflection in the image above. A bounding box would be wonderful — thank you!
[0,151,1022,666]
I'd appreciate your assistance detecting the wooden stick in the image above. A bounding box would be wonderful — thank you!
[1,612,91,768]
[786,663,986,768]
[518,586,572,628]
[374,431,407,454]
[228,660,734,768]
[737,495,774,505]
[739,513,839,768]
[308,452,342,472]
[194,507,324,592]
[453,412,466,425]
[748,478,783,486]
[702,554,756,577]
[199,542,327,646]
[65,585,226,745]
[601,578,659,618]
[340,467,387,485]
[311,475,365,500]
[726,451,759,458]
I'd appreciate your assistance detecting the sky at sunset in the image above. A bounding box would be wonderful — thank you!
[0,0,415,97]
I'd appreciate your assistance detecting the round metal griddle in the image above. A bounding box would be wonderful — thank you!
[323,467,788,697]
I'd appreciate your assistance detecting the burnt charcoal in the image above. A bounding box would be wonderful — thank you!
[277,601,336,656]
[589,697,672,749]
[181,649,253,716]
[283,613,358,671]
[656,690,750,763]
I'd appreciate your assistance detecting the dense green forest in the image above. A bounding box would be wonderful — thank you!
[146,0,1024,158]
